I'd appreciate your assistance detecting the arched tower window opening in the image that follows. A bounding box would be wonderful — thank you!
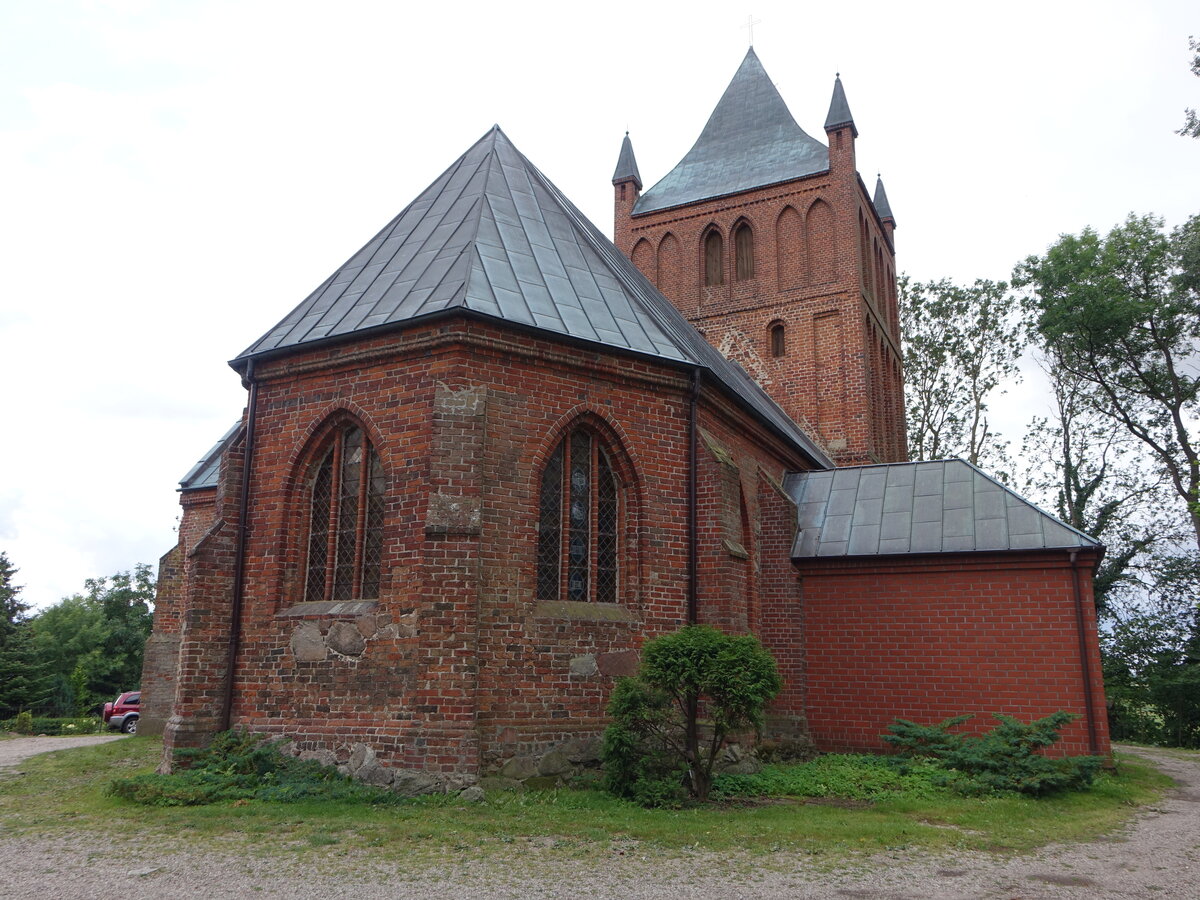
[537,427,622,604]
[769,321,786,358]
[734,222,755,281]
[304,424,385,603]
[704,230,724,286]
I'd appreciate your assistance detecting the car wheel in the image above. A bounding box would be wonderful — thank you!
[122,717,138,735]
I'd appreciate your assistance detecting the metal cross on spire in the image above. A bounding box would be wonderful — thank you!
[742,14,761,46]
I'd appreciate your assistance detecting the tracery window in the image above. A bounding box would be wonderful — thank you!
[704,230,724,286]
[734,222,755,281]
[536,427,620,603]
[304,424,385,602]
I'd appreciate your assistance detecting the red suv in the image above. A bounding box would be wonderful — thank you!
[102,691,140,734]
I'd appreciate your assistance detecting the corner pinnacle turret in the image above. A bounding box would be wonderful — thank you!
[612,132,642,189]
[873,175,895,225]
[824,74,857,137]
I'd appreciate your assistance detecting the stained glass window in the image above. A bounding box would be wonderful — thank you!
[536,427,622,603]
[304,424,384,602]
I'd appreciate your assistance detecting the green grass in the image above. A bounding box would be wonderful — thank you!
[0,737,1172,867]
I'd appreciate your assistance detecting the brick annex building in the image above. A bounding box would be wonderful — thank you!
[142,50,1109,784]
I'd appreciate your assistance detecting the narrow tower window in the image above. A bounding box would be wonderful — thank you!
[770,322,786,358]
[704,230,724,286]
[734,222,755,281]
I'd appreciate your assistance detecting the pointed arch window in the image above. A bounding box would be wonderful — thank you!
[304,425,385,602]
[704,230,724,287]
[537,427,621,603]
[734,222,755,281]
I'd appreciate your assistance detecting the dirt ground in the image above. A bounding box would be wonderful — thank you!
[0,738,1196,898]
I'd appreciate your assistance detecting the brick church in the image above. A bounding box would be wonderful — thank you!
[142,49,1109,786]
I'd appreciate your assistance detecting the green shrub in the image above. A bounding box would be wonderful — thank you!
[601,625,782,803]
[12,711,33,734]
[883,712,1103,796]
[107,730,402,807]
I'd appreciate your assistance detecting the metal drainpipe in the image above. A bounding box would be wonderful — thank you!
[220,359,258,732]
[687,367,701,625]
[1069,549,1101,755]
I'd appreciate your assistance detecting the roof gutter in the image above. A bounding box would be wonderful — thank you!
[1069,549,1101,756]
[221,358,258,732]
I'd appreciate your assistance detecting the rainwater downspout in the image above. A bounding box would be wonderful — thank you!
[687,367,701,625]
[221,359,258,732]
[1069,549,1100,755]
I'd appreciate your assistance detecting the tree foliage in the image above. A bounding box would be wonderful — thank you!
[25,565,156,715]
[1019,354,1174,614]
[0,552,29,640]
[1180,36,1200,139]
[1015,213,1200,550]
[899,276,1025,471]
[602,625,781,803]
[0,553,44,719]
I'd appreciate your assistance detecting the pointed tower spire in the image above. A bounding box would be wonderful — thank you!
[824,74,857,137]
[873,175,895,223]
[612,132,642,189]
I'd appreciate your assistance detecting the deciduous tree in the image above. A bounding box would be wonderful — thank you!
[899,276,1025,471]
[1015,213,1200,550]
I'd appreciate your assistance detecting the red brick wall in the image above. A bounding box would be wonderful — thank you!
[163,315,816,775]
[615,135,905,466]
[799,552,1110,757]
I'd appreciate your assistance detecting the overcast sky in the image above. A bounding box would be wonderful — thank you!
[1,0,1196,610]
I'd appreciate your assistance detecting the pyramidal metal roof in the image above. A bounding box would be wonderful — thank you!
[784,459,1102,559]
[234,126,830,468]
[634,48,830,215]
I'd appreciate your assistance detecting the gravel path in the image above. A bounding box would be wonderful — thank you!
[0,740,1197,898]
[0,735,128,772]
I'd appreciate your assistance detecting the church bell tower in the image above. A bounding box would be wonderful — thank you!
[613,50,906,466]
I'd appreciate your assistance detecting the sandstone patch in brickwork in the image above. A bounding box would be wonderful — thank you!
[569,654,598,676]
[327,621,366,657]
[290,623,326,662]
[425,492,482,534]
[595,649,638,677]
[355,614,380,638]
[434,382,487,415]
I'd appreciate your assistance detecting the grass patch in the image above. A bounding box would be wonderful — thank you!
[0,737,1172,868]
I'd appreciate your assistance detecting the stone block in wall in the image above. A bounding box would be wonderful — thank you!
[425,492,482,535]
[290,622,326,661]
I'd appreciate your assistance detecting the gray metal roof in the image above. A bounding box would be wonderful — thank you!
[784,459,1102,559]
[234,126,831,468]
[612,133,642,189]
[179,421,242,492]
[633,49,830,215]
[873,176,894,222]
[824,75,856,134]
